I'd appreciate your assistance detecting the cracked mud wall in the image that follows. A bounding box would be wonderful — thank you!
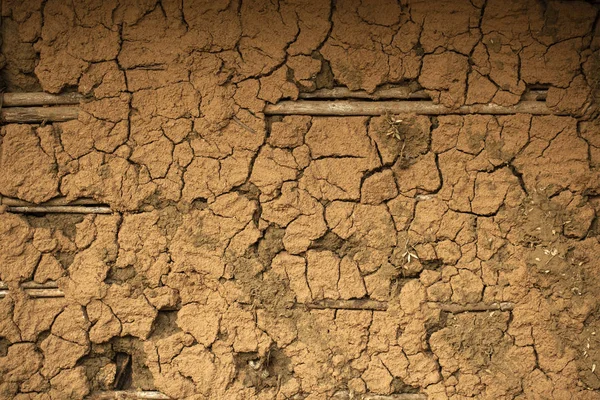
[1,0,600,399]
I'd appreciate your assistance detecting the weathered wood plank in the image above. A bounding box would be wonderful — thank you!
[299,86,430,100]
[86,391,170,400]
[1,106,80,123]
[264,100,553,116]
[6,205,112,214]
[0,195,101,206]
[3,92,84,107]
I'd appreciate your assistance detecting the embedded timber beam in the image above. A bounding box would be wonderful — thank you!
[298,86,430,100]
[86,391,170,400]
[297,87,546,102]
[264,100,552,116]
[0,283,516,315]
[304,299,388,311]
[5,205,112,214]
[0,281,63,299]
[1,106,80,123]
[0,196,111,214]
[2,92,84,106]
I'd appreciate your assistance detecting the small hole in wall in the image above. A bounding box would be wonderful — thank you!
[114,352,133,390]
[0,337,10,357]
[392,377,421,394]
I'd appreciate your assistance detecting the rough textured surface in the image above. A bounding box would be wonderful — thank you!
[1,1,600,399]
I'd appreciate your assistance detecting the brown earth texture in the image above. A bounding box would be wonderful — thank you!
[1,0,600,399]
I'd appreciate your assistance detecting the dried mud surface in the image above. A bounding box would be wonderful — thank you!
[1,1,600,399]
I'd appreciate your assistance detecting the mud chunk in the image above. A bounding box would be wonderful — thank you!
[361,170,398,205]
[563,196,595,238]
[362,357,393,394]
[405,353,441,387]
[306,250,340,300]
[60,118,129,156]
[48,367,89,400]
[269,116,311,148]
[413,0,480,55]
[326,202,396,249]
[514,116,589,194]
[0,213,40,283]
[222,304,269,353]
[338,257,367,299]
[171,193,256,279]
[271,252,311,303]
[369,115,431,165]
[0,343,42,382]
[283,211,327,254]
[144,287,179,310]
[132,83,200,119]
[40,334,88,377]
[466,71,498,104]
[257,309,298,348]
[32,228,58,252]
[87,300,121,344]
[379,346,409,379]
[393,152,441,194]
[450,270,484,303]
[435,240,462,265]
[485,38,524,96]
[520,39,582,87]
[399,280,426,315]
[52,305,90,346]
[177,303,221,347]
[258,66,299,103]
[250,145,299,197]
[410,198,448,240]
[288,55,322,89]
[79,61,126,98]
[471,168,521,215]
[117,212,169,287]
[103,284,157,339]
[364,263,397,300]
[172,345,216,395]
[427,281,452,302]
[430,312,517,383]
[130,136,174,179]
[547,74,595,116]
[182,151,254,202]
[300,157,375,201]
[61,153,157,211]
[305,117,374,159]
[419,52,469,107]
[262,182,320,227]
[387,195,416,232]
[0,124,59,203]
[11,290,61,340]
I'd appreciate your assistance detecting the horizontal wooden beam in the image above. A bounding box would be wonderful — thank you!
[362,394,427,400]
[299,87,430,100]
[2,92,84,107]
[1,106,80,123]
[264,100,552,116]
[0,281,63,299]
[436,302,514,313]
[0,195,101,207]
[299,87,546,102]
[304,299,388,311]
[6,205,112,214]
[0,283,515,314]
[87,391,170,400]
[0,281,59,290]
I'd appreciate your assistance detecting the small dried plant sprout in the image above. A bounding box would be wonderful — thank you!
[384,111,407,159]
[400,237,419,265]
